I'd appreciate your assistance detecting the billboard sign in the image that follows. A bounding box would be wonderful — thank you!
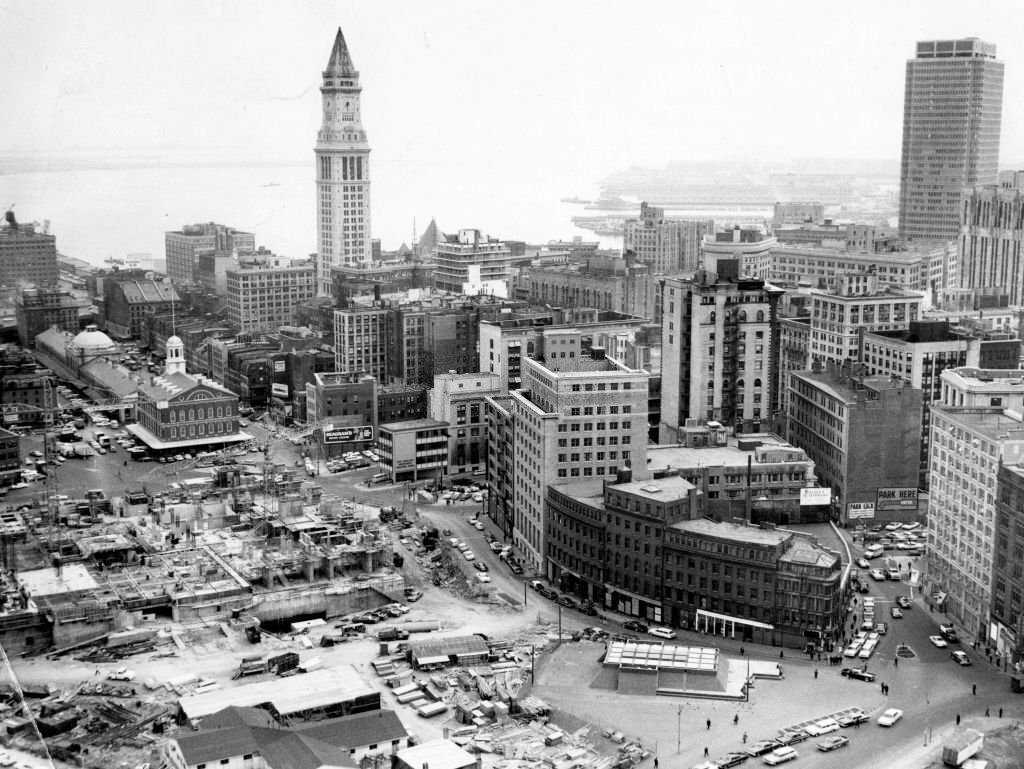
[273,360,286,373]
[800,487,832,506]
[322,425,374,444]
[271,383,289,397]
[876,487,919,511]
[847,502,876,519]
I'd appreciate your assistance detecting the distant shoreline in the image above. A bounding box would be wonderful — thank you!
[0,154,307,175]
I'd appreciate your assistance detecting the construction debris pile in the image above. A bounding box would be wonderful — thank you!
[0,678,172,769]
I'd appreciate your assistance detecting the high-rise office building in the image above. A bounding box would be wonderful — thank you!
[623,203,713,275]
[165,223,255,284]
[316,28,373,294]
[898,38,1004,243]
[225,256,317,333]
[0,217,59,288]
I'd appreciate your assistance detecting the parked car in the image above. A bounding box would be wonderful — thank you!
[856,558,870,569]
[775,730,808,745]
[875,622,888,635]
[744,741,779,758]
[804,718,840,737]
[951,650,972,666]
[623,620,649,633]
[897,595,912,609]
[877,708,903,727]
[537,587,558,600]
[940,624,960,643]
[762,746,798,766]
[404,589,423,602]
[462,550,476,561]
[473,561,489,572]
[108,667,136,681]
[929,635,948,648]
[890,607,903,618]
[869,569,886,580]
[711,752,749,768]
[837,710,869,728]
[648,627,677,640]
[816,735,850,752]
[841,667,876,682]
[557,595,577,610]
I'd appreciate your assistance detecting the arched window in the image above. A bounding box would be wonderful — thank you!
[754,378,762,388]
[709,311,716,322]
[756,310,765,322]
[738,311,747,322]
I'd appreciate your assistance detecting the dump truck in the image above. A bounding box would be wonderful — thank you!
[942,729,984,767]
[232,656,266,679]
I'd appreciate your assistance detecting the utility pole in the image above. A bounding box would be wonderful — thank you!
[676,704,682,753]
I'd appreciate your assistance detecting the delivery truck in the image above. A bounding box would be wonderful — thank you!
[942,729,984,767]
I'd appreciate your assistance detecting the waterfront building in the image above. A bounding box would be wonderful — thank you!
[623,202,713,274]
[702,227,777,280]
[0,217,59,288]
[509,351,649,574]
[428,372,502,480]
[316,27,373,292]
[899,38,1004,243]
[165,222,255,284]
[788,365,922,523]
[15,287,84,347]
[660,260,784,441]
[772,202,825,228]
[432,229,511,297]
[226,256,317,333]
[861,320,1020,488]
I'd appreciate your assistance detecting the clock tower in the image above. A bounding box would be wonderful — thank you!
[315,27,372,294]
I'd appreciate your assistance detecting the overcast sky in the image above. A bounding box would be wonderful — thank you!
[4,0,1024,166]
[3,0,1024,251]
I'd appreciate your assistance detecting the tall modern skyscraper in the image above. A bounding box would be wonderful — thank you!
[315,27,372,295]
[898,38,1004,243]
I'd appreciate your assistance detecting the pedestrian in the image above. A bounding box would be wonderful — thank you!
[972,683,977,695]
[742,732,748,744]
[894,657,898,667]
[740,646,745,656]
[780,650,784,659]
[654,760,658,769]
[1000,708,1004,718]
[956,714,961,726]
[986,708,990,717]
[733,714,739,725]
[814,669,818,680]
[703,747,709,758]
[706,718,711,730]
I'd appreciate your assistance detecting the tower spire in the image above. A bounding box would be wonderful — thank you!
[325,27,358,77]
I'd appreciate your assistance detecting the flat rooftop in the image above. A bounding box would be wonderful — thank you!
[19,564,99,596]
[179,664,376,721]
[671,518,792,546]
[647,439,804,471]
